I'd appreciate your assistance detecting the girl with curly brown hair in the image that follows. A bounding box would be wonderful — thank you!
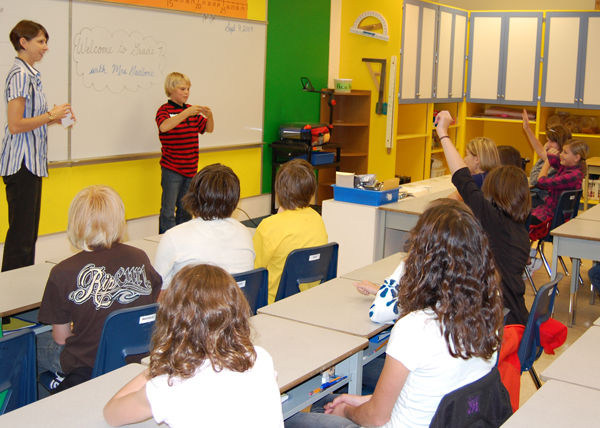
[285,199,504,428]
[104,264,284,428]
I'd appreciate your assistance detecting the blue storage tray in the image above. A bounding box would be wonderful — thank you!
[292,152,335,166]
[332,185,399,206]
[311,152,335,165]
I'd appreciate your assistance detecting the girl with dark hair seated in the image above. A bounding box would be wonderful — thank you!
[285,199,504,428]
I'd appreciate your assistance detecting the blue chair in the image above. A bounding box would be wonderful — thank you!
[517,273,563,389]
[0,329,37,414]
[39,303,159,393]
[92,303,159,378]
[275,242,339,302]
[534,189,582,279]
[233,268,268,315]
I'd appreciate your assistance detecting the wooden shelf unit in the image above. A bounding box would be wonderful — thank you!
[319,89,371,204]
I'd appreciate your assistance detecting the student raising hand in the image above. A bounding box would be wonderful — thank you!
[434,111,467,174]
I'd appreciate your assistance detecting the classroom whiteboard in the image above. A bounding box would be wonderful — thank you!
[0,0,266,161]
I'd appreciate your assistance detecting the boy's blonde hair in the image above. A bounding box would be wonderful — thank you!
[67,185,126,251]
[564,139,589,176]
[164,72,191,97]
[467,137,500,173]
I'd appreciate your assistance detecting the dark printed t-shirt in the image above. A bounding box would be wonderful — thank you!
[38,243,162,373]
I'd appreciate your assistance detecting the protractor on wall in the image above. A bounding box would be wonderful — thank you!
[350,11,389,42]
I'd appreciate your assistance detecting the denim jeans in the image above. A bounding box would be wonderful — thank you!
[159,167,193,234]
[589,263,600,294]
[36,331,64,399]
[284,395,359,428]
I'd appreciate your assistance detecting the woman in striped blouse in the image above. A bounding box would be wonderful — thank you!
[1,20,72,271]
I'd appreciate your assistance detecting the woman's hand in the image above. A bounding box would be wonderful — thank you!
[49,103,71,121]
[354,280,379,296]
[324,394,372,414]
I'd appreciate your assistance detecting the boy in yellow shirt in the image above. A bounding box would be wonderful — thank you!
[253,159,328,303]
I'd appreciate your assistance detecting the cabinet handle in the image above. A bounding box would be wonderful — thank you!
[449,93,453,96]
[416,93,421,97]
[498,94,500,98]
[501,95,505,98]
[580,99,583,102]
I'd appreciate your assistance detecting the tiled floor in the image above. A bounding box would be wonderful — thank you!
[519,245,600,407]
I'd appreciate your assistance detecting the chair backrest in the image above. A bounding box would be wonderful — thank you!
[275,242,339,302]
[233,268,268,315]
[91,303,159,378]
[0,329,36,414]
[544,189,582,242]
[517,273,563,372]
[429,367,513,428]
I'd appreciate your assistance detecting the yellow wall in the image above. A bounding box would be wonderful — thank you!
[0,147,262,239]
[339,1,403,182]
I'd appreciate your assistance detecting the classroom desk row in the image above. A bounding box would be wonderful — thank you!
[0,248,405,425]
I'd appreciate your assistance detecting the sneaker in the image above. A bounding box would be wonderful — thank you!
[530,247,538,258]
[523,257,543,279]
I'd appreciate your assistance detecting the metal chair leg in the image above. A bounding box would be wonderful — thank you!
[525,268,538,295]
[529,367,542,389]
[539,242,552,279]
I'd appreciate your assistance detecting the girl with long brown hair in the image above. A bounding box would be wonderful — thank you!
[104,264,284,428]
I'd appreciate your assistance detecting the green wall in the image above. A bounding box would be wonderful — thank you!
[262,0,331,193]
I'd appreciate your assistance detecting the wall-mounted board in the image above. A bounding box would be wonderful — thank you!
[0,0,266,161]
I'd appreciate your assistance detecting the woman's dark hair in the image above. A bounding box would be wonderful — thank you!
[497,145,522,169]
[398,199,503,360]
[545,125,571,150]
[482,165,531,224]
[10,20,49,52]
[274,159,316,210]
[183,164,240,220]
[148,264,256,384]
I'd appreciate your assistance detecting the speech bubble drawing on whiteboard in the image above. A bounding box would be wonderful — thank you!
[73,27,166,93]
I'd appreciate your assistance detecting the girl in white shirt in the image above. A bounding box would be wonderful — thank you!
[285,199,505,428]
[104,264,284,428]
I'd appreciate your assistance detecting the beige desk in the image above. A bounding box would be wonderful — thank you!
[500,380,600,427]
[376,188,455,260]
[258,277,389,339]
[550,219,600,326]
[142,315,368,420]
[577,203,600,221]
[594,316,600,327]
[251,314,367,418]
[540,326,600,390]
[122,239,159,263]
[143,234,162,243]
[583,156,600,211]
[341,252,407,285]
[0,263,54,318]
[0,364,158,428]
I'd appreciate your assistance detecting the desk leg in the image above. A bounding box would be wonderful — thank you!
[568,258,581,327]
[335,349,363,395]
[376,212,386,261]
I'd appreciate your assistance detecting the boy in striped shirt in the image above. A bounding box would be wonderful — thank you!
[155,72,214,234]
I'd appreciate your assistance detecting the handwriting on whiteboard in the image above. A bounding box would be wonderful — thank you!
[73,27,166,93]
[224,22,254,35]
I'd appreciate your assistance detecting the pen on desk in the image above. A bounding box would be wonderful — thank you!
[321,376,347,390]
[309,387,322,396]
[375,340,389,353]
